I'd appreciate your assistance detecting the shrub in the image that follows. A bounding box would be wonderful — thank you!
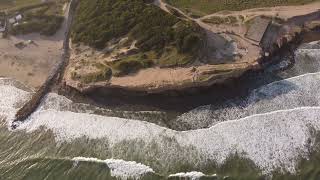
[111,54,154,76]
[79,66,113,83]
[71,0,204,54]
[11,15,64,36]
[166,0,317,15]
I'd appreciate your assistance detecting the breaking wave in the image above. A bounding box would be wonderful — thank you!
[1,79,320,175]
[0,41,320,178]
[177,42,320,128]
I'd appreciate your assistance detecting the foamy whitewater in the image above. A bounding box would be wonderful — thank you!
[177,47,320,129]
[169,171,211,180]
[0,41,320,178]
[1,76,320,175]
[72,157,154,179]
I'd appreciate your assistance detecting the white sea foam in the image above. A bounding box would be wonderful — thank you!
[10,103,320,174]
[17,109,170,144]
[1,67,320,174]
[168,171,206,180]
[72,157,154,180]
[0,85,30,108]
[179,45,320,128]
[180,70,320,128]
[0,79,31,124]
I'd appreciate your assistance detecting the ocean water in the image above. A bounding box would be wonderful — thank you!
[0,41,320,180]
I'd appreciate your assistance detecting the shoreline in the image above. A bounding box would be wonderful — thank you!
[63,7,320,96]
[55,29,320,114]
[8,2,320,123]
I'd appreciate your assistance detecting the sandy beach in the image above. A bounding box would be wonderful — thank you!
[0,34,63,89]
[0,2,69,89]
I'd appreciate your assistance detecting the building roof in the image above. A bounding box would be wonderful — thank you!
[16,14,22,20]
[9,18,16,24]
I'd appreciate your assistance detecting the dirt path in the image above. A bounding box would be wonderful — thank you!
[200,1,320,20]
[153,0,170,13]
[155,0,260,64]
[109,62,253,91]
[68,1,319,93]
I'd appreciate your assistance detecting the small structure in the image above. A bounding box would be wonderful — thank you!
[8,18,16,24]
[8,14,23,24]
[15,14,22,21]
[0,21,5,32]
[245,16,271,43]
[13,22,19,27]
[0,12,6,33]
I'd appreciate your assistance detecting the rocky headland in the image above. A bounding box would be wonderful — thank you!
[63,0,320,96]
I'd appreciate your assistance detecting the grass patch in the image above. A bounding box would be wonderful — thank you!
[109,53,154,76]
[0,0,41,10]
[10,1,66,36]
[165,0,320,15]
[70,0,205,78]
[203,16,238,25]
[11,16,64,36]
[158,46,193,67]
[71,64,112,84]
[184,8,207,19]
[71,0,204,54]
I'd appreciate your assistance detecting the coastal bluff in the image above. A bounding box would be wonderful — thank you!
[13,1,320,124]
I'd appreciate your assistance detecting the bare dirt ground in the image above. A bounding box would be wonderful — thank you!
[66,1,319,92]
[0,34,62,89]
[0,2,69,89]
[200,1,320,20]
[110,62,254,91]
[110,1,319,90]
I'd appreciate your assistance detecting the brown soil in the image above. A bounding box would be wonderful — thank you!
[0,2,69,89]
[0,34,63,89]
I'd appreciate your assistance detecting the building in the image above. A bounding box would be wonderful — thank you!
[8,18,16,24]
[0,22,6,32]
[15,14,22,21]
[0,16,6,32]
[8,14,23,24]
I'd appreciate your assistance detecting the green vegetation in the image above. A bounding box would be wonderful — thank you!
[109,53,154,76]
[71,63,112,83]
[158,46,192,67]
[10,1,66,36]
[184,8,207,19]
[0,0,41,10]
[72,0,204,52]
[11,16,64,36]
[71,0,205,77]
[165,0,319,16]
[203,16,239,25]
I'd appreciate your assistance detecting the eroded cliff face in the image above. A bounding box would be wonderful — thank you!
[64,43,258,94]
[63,1,320,96]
